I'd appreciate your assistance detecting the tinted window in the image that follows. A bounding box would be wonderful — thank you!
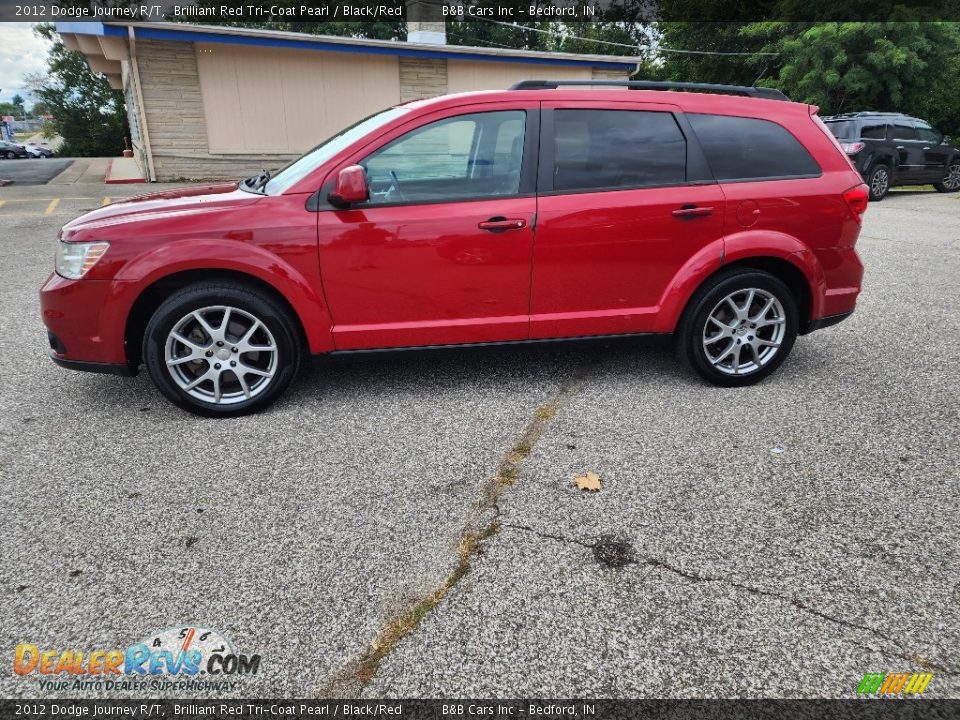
[361,111,525,204]
[825,120,856,139]
[917,126,941,143]
[891,123,917,140]
[689,114,821,181]
[861,123,888,139]
[552,109,686,192]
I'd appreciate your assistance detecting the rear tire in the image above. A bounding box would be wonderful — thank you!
[143,282,302,417]
[867,163,891,201]
[934,160,960,193]
[676,269,799,387]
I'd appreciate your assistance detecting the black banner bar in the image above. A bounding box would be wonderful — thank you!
[1,700,959,720]
[1,0,960,22]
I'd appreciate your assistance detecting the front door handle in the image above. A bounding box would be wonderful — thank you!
[672,205,714,219]
[478,217,526,232]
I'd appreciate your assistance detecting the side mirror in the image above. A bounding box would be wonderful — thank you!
[329,165,368,208]
[942,135,952,145]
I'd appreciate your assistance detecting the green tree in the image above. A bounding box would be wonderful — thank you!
[28,24,128,157]
[742,22,960,130]
[10,94,26,116]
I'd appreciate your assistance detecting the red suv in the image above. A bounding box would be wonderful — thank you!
[40,80,868,416]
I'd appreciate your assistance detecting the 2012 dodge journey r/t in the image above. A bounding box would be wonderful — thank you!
[40,80,868,416]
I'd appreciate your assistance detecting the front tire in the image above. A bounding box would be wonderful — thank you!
[934,160,960,193]
[676,269,799,387]
[867,163,891,201]
[143,282,302,417]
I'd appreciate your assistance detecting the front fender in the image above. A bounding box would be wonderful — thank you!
[106,238,334,358]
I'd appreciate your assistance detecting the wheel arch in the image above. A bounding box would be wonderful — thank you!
[123,269,315,368]
[668,254,820,336]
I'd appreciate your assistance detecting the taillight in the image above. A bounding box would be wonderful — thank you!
[841,142,865,155]
[843,184,869,223]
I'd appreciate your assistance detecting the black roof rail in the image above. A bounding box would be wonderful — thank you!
[509,79,790,101]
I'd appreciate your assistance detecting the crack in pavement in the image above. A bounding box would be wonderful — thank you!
[315,362,591,698]
[501,523,957,676]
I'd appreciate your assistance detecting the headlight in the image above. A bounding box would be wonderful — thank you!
[56,241,109,279]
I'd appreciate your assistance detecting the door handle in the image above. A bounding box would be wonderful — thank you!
[923,147,931,150]
[672,205,714,219]
[896,145,905,150]
[478,217,526,232]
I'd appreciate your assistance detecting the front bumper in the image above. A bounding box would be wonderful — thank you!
[40,273,134,373]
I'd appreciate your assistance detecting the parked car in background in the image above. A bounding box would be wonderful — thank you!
[24,142,55,158]
[0,140,29,159]
[823,112,960,200]
[41,80,868,416]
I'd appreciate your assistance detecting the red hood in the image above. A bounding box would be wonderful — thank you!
[61,182,261,239]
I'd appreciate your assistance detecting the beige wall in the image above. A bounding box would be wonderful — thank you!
[195,43,401,155]
[447,60,591,94]
[131,38,633,181]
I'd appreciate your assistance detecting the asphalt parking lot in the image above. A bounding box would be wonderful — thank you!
[1,184,958,699]
[0,158,74,186]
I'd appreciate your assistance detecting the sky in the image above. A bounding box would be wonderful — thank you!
[0,23,52,104]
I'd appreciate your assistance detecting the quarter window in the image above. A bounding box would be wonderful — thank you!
[361,111,526,205]
[688,113,821,181]
[551,109,687,192]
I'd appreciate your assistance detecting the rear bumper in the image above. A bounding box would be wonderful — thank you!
[802,310,854,335]
[49,351,135,376]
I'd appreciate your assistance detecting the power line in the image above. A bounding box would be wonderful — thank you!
[478,19,780,57]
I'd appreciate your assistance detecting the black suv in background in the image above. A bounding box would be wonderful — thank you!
[823,112,960,200]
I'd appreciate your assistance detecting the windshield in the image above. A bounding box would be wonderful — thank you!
[262,107,408,195]
[824,120,856,140]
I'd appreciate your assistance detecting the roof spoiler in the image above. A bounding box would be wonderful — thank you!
[509,80,790,101]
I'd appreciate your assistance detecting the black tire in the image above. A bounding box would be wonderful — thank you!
[4,151,15,160]
[675,269,799,387]
[867,163,891,201]
[143,282,303,417]
[934,159,960,193]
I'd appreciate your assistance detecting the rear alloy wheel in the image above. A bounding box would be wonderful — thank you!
[4,151,15,160]
[677,270,798,387]
[867,164,890,200]
[934,161,960,193]
[144,283,302,416]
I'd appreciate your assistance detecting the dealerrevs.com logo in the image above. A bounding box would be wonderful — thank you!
[14,626,260,693]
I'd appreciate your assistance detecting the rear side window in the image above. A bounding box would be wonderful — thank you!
[551,109,686,192]
[891,123,917,140]
[860,123,888,139]
[688,113,821,181]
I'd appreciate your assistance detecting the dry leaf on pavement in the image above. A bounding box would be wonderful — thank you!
[574,471,602,492]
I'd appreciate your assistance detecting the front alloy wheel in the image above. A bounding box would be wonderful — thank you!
[165,306,278,405]
[935,161,960,193]
[144,282,302,416]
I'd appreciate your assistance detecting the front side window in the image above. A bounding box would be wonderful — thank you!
[361,111,526,205]
[689,113,821,181]
[551,109,687,192]
[917,126,941,143]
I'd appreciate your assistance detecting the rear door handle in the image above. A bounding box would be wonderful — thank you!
[478,217,526,232]
[672,205,714,219]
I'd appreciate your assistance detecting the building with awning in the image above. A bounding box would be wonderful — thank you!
[56,20,640,182]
